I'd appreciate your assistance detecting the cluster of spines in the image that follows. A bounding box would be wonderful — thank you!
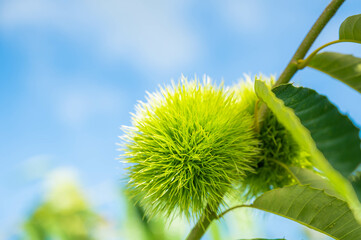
[121,77,260,221]
[121,75,311,221]
[232,77,311,199]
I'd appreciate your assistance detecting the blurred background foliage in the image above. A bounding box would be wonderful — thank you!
[24,171,102,240]
[19,169,327,240]
[21,170,187,240]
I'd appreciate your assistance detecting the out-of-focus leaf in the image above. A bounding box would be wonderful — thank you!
[238,239,285,240]
[24,177,101,240]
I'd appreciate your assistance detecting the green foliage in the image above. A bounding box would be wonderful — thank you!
[123,193,184,240]
[339,14,361,41]
[273,84,361,178]
[122,77,260,220]
[121,4,361,239]
[299,14,361,92]
[289,167,341,199]
[308,52,361,93]
[352,179,361,201]
[233,78,310,198]
[24,177,101,240]
[252,185,361,240]
[255,80,361,223]
[242,110,309,198]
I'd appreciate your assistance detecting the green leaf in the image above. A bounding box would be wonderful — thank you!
[308,52,361,93]
[289,167,342,199]
[352,180,361,201]
[252,185,361,240]
[340,14,361,41]
[272,84,361,177]
[254,80,361,222]
[301,14,361,92]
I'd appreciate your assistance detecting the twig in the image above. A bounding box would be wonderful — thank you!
[275,0,345,87]
[257,0,345,126]
[298,39,361,69]
[217,204,252,219]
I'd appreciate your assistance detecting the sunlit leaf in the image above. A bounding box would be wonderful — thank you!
[308,52,361,93]
[339,14,361,41]
[253,185,361,240]
[273,84,361,177]
[289,166,342,199]
[254,80,361,222]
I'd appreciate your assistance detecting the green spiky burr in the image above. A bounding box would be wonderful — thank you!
[121,76,260,220]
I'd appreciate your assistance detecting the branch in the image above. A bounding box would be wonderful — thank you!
[257,0,345,126]
[274,0,345,87]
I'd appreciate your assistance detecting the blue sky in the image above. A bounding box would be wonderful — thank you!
[1,0,361,239]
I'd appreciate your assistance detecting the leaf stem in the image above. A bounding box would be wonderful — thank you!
[274,0,345,87]
[298,39,361,69]
[215,161,300,221]
[217,204,251,219]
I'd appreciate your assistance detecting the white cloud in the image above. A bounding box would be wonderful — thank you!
[0,0,200,72]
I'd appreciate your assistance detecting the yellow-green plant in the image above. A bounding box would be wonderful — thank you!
[122,0,361,239]
[24,171,102,240]
[233,80,311,199]
[121,78,260,221]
